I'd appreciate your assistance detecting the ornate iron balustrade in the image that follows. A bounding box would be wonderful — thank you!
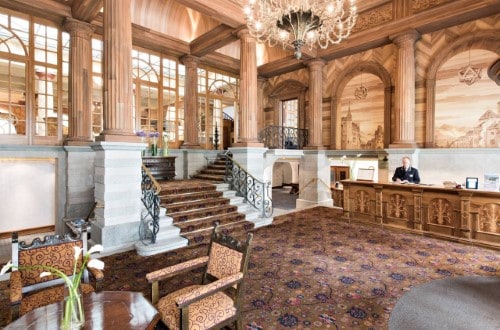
[221,152,273,218]
[258,125,308,149]
[139,164,161,244]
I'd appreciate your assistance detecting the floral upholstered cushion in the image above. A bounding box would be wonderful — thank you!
[19,283,94,316]
[206,243,242,279]
[18,241,84,286]
[157,285,236,330]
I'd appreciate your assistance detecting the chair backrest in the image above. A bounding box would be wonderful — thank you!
[204,227,253,290]
[12,229,88,294]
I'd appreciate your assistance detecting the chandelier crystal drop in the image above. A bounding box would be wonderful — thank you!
[243,0,357,60]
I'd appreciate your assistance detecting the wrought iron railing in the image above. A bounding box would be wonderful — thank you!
[258,125,308,149]
[139,164,162,244]
[221,151,273,218]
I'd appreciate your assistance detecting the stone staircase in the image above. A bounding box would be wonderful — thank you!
[190,156,226,182]
[135,179,269,256]
[135,152,275,256]
[162,180,258,244]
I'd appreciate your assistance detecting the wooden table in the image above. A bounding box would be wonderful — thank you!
[142,156,176,180]
[5,291,160,330]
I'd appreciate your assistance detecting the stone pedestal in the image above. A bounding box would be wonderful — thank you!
[91,142,144,252]
[64,146,95,220]
[228,147,267,181]
[296,151,333,208]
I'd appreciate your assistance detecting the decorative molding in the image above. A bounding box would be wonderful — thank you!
[412,0,455,14]
[478,203,499,234]
[429,198,452,226]
[389,194,408,219]
[354,190,370,214]
[352,3,393,34]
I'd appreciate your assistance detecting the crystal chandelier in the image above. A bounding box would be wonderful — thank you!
[458,49,481,86]
[243,0,357,60]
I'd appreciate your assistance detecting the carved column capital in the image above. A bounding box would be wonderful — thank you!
[306,58,326,71]
[390,29,420,48]
[63,17,95,38]
[180,55,200,67]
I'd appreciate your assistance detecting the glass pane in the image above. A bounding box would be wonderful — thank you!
[0,59,26,135]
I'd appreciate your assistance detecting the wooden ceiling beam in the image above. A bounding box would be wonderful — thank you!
[259,0,500,77]
[200,52,240,75]
[71,0,103,23]
[173,0,246,28]
[190,24,238,57]
[131,24,190,58]
[0,0,70,25]
[258,56,307,78]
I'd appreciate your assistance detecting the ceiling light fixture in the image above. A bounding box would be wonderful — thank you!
[354,73,367,99]
[458,48,481,86]
[243,0,357,60]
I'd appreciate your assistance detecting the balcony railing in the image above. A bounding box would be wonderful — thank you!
[258,125,308,150]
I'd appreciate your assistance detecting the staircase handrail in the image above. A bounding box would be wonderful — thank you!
[221,151,273,218]
[258,125,308,150]
[139,164,161,244]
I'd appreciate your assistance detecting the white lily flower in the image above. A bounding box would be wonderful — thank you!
[73,246,82,260]
[40,271,52,278]
[87,258,105,270]
[1,261,13,275]
[357,153,362,158]
[87,244,104,255]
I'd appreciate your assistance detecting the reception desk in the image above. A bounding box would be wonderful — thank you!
[341,180,500,249]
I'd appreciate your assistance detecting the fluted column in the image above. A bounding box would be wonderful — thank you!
[63,17,94,145]
[234,29,262,147]
[257,77,266,135]
[181,55,200,149]
[98,0,134,141]
[305,59,326,150]
[390,30,419,147]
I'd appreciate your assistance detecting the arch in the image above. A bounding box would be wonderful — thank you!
[425,30,500,147]
[0,24,28,56]
[330,61,393,149]
[268,79,307,129]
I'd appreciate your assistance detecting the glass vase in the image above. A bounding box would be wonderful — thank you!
[61,289,84,330]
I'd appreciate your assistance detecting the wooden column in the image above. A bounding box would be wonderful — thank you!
[98,0,135,141]
[234,29,262,147]
[390,30,419,148]
[64,17,94,145]
[257,77,266,135]
[305,59,326,150]
[181,55,200,149]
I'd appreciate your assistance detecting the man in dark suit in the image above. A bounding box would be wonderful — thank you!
[392,156,420,184]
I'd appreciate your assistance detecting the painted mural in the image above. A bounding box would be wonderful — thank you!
[340,73,384,149]
[434,49,499,148]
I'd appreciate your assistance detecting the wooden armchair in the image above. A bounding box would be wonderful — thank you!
[9,228,104,320]
[146,227,253,330]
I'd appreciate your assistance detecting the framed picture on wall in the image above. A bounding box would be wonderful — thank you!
[465,177,478,189]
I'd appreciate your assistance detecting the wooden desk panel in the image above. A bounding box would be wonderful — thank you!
[341,180,500,249]
[142,156,176,180]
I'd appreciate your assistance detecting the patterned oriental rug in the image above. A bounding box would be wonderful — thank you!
[0,206,498,329]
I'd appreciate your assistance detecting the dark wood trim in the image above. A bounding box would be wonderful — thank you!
[0,225,55,239]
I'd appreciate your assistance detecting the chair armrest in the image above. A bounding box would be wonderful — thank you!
[10,270,22,305]
[88,267,104,291]
[146,256,209,283]
[176,272,243,308]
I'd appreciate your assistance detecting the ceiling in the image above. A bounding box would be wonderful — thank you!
[0,0,499,77]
